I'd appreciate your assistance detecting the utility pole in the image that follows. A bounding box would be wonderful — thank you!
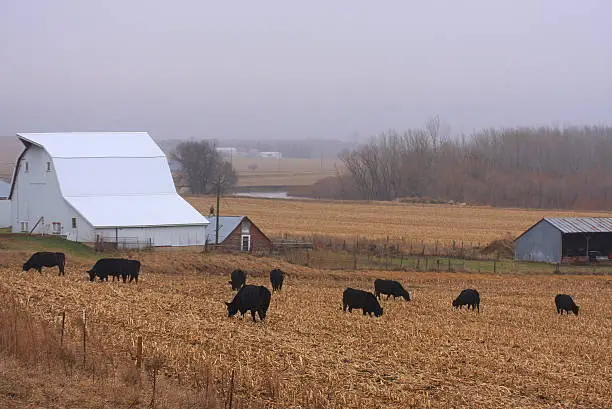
[215,174,221,245]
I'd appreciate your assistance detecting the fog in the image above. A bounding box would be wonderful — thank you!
[0,0,610,140]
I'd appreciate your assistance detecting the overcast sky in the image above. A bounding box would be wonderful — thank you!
[0,0,610,140]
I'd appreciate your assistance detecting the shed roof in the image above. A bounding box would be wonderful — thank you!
[544,217,612,233]
[0,180,9,198]
[516,217,612,241]
[12,132,208,227]
[205,216,245,244]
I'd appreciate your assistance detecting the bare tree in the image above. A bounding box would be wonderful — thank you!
[172,140,237,195]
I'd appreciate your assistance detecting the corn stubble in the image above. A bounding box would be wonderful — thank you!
[0,254,610,408]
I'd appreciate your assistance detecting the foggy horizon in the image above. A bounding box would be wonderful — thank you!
[0,1,611,141]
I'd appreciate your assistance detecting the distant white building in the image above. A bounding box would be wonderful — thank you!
[216,147,238,160]
[8,132,209,247]
[259,151,282,159]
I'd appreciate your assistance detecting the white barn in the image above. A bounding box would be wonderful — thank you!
[8,132,208,247]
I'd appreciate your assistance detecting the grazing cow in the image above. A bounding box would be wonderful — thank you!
[23,252,66,276]
[225,285,271,322]
[228,269,246,290]
[269,268,286,292]
[374,279,412,301]
[87,258,140,283]
[555,294,579,315]
[452,289,480,312]
[342,288,384,317]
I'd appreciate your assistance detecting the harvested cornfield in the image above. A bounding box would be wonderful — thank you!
[186,196,608,244]
[0,253,610,409]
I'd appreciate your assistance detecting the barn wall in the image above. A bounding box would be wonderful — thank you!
[0,200,10,228]
[95,225,206,247]
[515,220,562,263]
[10,146,95,241]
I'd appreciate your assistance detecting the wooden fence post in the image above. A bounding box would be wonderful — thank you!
[60,311,66,347]
[82,309,87,365]
[136,336,143,369]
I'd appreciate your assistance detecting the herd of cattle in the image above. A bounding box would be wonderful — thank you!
[22,251,140,283]
[21,251,581,321]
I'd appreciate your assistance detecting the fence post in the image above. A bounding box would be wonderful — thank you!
[448,258,451,272]
[400,254,404,268]
[82,309,87,365]
[493,260,497,274]
[425,256,429,271]
[60,310,66,347]
[136,335,143,369]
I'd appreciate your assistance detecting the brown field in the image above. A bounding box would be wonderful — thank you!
[186,196,610,244]
[231,157,342,187]
[0,247,610,409]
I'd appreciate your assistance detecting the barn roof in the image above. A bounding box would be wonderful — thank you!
[205,216,245,244]
[12,132,208,227]
[18,132,165,158]
[544,217,612,233]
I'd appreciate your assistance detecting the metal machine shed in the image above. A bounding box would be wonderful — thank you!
[514,217,612,263]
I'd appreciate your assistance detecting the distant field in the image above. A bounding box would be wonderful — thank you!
[231,157,342,187]
[186,196,610,244]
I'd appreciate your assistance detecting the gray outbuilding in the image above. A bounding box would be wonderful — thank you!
[514,217,612,263]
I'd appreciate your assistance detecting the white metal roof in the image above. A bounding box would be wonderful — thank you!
[53,157,176,197]
[15,132,208,228]
[18,132,165,158]
[66,194,207,227]
[205,216,244,244]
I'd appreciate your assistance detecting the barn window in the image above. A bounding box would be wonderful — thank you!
[46,162,52,172]
[241,234,251,252]
[24,161,29,172]
[72,218,77,228]
[20,221,28,232]
[52,222,62,235]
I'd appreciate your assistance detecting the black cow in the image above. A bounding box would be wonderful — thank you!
[23,252,66,276]
[342,288,384,317]
[87,258,140,283]
[452,289,480,312]
[225,285,271,322]
[228,269,246,290]
[374,279,412,301]
[555,294,579,315]
[269,268,286,292]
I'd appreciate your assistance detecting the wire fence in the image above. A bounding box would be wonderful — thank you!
[95,236,154,252]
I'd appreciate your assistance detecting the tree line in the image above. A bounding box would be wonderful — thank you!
[337,119,612,210]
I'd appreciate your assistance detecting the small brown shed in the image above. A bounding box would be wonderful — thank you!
[205,216,272,252]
